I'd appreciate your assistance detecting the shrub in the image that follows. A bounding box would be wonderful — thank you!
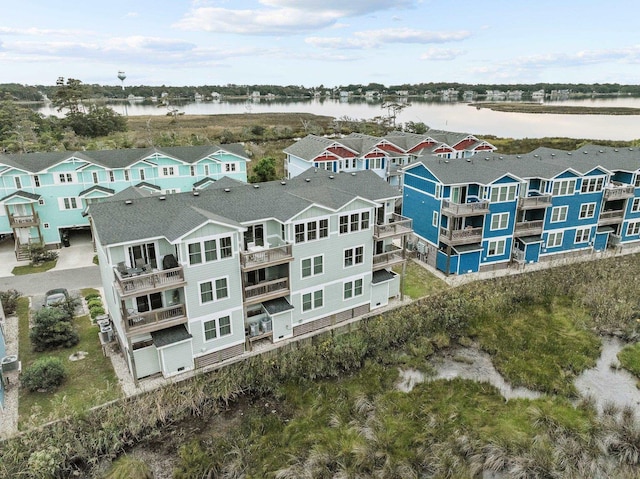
[90,306,105,319]
[105,455,153,479]
[29,245,58,265]
[0,289,22,316]
[21,357,67,392]
[84,292,101,301]
[87,299,103,309]
[30,307,80,351]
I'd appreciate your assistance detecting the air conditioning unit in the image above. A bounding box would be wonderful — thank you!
[1,355,19,373]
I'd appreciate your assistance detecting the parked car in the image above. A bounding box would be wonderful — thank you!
[43,288,69,307]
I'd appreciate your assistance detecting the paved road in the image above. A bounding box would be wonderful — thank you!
[0,266,102,296]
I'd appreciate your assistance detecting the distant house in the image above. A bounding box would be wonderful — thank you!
[0,145,250,259]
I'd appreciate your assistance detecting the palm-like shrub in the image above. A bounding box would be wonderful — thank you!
[30,306,79,351]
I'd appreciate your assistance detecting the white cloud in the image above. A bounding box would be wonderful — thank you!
[125,12,139,18]
[420,47,465,61]
[306,28,470,50]
[0,27,91,38]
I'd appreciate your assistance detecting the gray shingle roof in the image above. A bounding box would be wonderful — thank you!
[89,169,401,245]
[150,324,192,348]
[0,190,41,202]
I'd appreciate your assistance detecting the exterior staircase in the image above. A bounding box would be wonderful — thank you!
[15,245,30,261]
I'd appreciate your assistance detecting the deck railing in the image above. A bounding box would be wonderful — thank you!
[114,266,185,295]
[517,195,552,209]
[603,184,635,200]
[373,213,413,238]
[8,212,39,228]
[372,247,405,269]
[123,304,187,332]
[441,199,490,216]
[514,220,544,235]
[439,226,483,245]
[240,244,293,269]
[244,278,289,301]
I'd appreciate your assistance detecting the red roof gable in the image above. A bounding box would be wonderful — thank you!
[377,143,403,154]
[365,151,386,158]
[327,146,356,158]
[408,140,436,154]
[452,138,477,150]
[313,153,339,162]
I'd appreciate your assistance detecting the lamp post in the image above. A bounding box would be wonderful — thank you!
[117,71,127,116]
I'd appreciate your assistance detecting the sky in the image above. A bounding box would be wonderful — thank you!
[1,0,639,88]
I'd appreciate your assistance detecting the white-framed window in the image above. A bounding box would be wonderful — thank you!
[547,231,564,248]
[627,221,640,236]
[92,171,99,184]
[58,172,74,183]
[224,163,237,172]
[161,166,175,176]
[339,211,369,235]
[550,206,568,223]
[294,218,329,243]
[109,171,115,182]
[636,175,640,188]
[43,223,50,229]
[432,211,439,227]
[575,227,590,243]
[199,277,229,304]
[302,289,323,312]
[552,179,576,196]
[490,184,517,203]
[188,236,232,265]
[343,278,363,299]
[632,198,640,213]
[370,157,383,169]
[124,169,130,181]
[487,239,505,256]
[38,198,45,205]
[14,177,21,189]
[435,184,442,199]
[33,175,40,187]
[344,246,364,267]
[59,197,80,210]
[490,212,509,230]
[579,203,596,219]
[139,168,146,181]
[301,255,323,278]
[204,164,210,176]
[204,315,232,341]
[190,165,196,176]
[581,177,604,193]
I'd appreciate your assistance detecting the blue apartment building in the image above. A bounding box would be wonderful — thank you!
[0,145,249,259]
[402,145,640,275]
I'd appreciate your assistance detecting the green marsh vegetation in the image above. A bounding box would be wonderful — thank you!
[4,254,640,477]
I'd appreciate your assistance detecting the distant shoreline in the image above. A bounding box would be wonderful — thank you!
[470,102,640,115]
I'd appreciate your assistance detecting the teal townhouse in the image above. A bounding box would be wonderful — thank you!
[402,145,640,275]
[87,170,411,381]
[0,145,249,259]
[284,131,496,186]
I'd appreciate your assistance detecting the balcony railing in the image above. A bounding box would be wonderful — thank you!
[514,220,544,235]
[598,209,624,225]
[441,199,490,216]
[372,247,405,270]
[439,226,483,245]
[123,304,187,333]
[9,212,39,228]
[373,213,413,239]
[244,277,289,303]
[512,249,525,262]
[240,244,293,270]
[517,195,552,209]
[114,266,185,296]
[603,183,635,201]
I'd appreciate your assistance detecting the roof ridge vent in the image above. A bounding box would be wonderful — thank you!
[159,195,166,200]
[253,184,260,188]
[329,175,335,179]
[224,188,230,192]
[567,152,572,155]
[305,178,311,182]
[125,200,133,205]
[351,172,356,176]
[280,181,286,185]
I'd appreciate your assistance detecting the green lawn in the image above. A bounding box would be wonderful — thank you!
[618,342,640,378]
[397,261,448,299]
[11,260,57,275]
[17,296,121,428]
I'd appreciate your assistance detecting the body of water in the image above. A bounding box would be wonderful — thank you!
[36,97,640,141]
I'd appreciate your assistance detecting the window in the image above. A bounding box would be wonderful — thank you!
[547,231,563,248]
[190,165,196,176]
[139,168,145,181]
[627,221,640,236]
[220,237,232,258]
[581,177,604,193]
[435,184,442,199]
[579,203,596,219]
[33,175,40,187]
[294,219,328,243]
[490,212,509,230]
[487,239,505,256]
[575,228,590,243]
[302,289,323,312]
[370,157,383,169]
[162,166,175,176]
[490,184,517,203]
[225,163,237,172]
[61,197,79,210]
[319,219,329,238]
[301,255,323,278]
[632,198,640,213]
[92,172,99,184]
[552,179,576,196]
[339,212,369,234]
[344,246,364,267]
[204,319,217,340]
[124,169,130,181]
[219,316,231,336]
[204,164,210,176]
[188,243,202,265]
[58,173,73,183]
[109,171,115,182]
[43,223,50,229]
[550,206,568,223]
[307,221,317,241]
[204,239,217,262]
[295,224,305,243]
[432,211,439,227]
[344,278,363,299]
[199,277,228,304]
[38,198,45,205]
[14,177,21,189]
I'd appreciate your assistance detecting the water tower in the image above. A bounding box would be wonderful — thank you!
[117,71,126,90]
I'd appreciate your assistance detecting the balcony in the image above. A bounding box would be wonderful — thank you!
[123,304,187,334]
[372,246,406,270]
[244,277,289,305]
[9,212,39,228]
[441,199,490,217]
[598,209,625,226]
[512,248,525,263]
[439,226,483,245]
[603,183,635,201]
[373,213,413,239]
[517,195,552,210]
[514,220,544,236]
[240,244,293,271]
[114,266,186,297]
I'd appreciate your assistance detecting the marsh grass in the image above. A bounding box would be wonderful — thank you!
[397,261,448,299]
[618,343,640,378]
